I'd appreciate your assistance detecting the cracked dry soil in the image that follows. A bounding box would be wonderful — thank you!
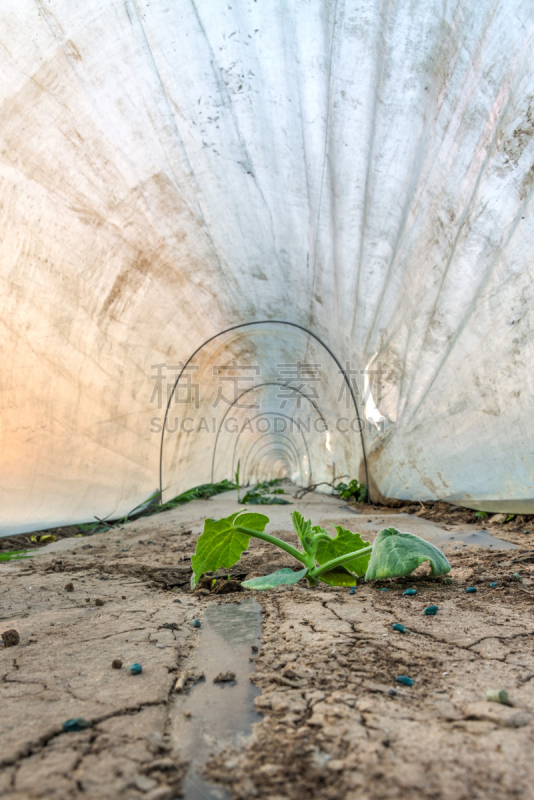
[1,499,534,800]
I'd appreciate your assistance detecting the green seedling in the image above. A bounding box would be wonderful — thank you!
[335,479,368,503]
[235,460,241,503]
[240,479,291,505]
[0,549,33,562]
[191,510,451,590]
[475,511,488,519]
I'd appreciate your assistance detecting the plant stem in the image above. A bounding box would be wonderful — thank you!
[235,526,309,566]
[309,545,373,579]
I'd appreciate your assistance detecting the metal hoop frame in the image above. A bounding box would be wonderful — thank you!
[246,442,298,483]
[232,411,312,485]
[211,381,328,483]
[159,320,369,501]
[241,431,303,481]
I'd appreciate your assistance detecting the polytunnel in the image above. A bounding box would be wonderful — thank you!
[1,0,534,536]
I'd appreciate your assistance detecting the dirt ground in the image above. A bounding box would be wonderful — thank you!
[1,488,534,800]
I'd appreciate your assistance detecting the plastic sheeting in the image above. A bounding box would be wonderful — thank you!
[1,0,534,535]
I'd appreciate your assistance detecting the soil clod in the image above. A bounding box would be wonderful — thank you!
[1,629,20,647]
[214,671,236,683]
[213,578,243,594]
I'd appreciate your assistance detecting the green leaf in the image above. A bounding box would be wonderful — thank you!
[242,567,308,590]
[158,480,237,514]
[365,527,451,581]
[336,479,367,502]
[235,459,241,501]
[291,511,315,552]
[315,525,371,577]
[0,549,32,562]
[318,565,358,587]
[191,510,269,587]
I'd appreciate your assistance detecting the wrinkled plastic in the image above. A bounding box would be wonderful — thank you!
[1,1,534,535]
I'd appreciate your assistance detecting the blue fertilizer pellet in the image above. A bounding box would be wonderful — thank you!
[192,619,201,628]
[349,587,356,595]
[395,675,414,686]
[403,588,417,596]
[62,718,91,732]
[379,587,388,591]
[392,623,406,633]
[129,663,142,675]
[490,582,498,588]
[424,605,438,615]
[466,586,477,593]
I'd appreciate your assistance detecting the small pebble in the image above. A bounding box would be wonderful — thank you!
[64,582,74,592]
[512,573,522,581]
[156,644,164,649]
[424,605,438,615]
[403,588,417,596]
[395,675,414,686]
[388,688,397,696]
[1,629,20,647]
[129,663,143,675]
[95,598,104,606]
[192,619,201,628]
[392,623,406,633]
[489,582,498,588]
[62,718,91,732]
[112,659,122,669]
[466,587,477,593]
